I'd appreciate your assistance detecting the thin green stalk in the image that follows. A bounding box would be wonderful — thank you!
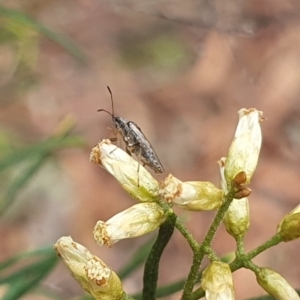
[142,213,176,300]
[201,189,235,248]
[191,234,283,299]
[245,233,282,260]
[230,233,282,273]
[181,189,235,300]
[175,217,199,252]
[236,236,245,256]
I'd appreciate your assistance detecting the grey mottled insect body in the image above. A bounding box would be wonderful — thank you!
[127,121,164,173]
[98,87,164,175]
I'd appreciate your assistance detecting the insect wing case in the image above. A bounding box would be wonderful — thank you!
[127,121,164,173]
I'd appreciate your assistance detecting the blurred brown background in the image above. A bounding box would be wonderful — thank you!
[1,0,300,299]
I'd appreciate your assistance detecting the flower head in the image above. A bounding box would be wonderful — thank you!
[54,236,123,300]
[223,198,250,239]
[256,267,300,300]
[219,157,250,239]
[90,139,159,202]
[201,261,235,300]
[93,202,165,247]
[159,174,223,211]
[225,108,264,186]
[277,204,300,242]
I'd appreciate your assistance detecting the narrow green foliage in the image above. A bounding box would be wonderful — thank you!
[0,246,58,300]
[0,5,87,63]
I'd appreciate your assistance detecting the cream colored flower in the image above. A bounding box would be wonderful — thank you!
[93,202,165,247]
[223,198,250,239]
[256,267,300,300]
[277,204,300,241]
[225,108,263,186]
[159,174,223,211]
[219,158,250,239]
[201,261,235,300]
[54,236,123,300]
[90,139,159,202]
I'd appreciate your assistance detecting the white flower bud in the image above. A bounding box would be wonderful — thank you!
[277,204,300,241]
[223,198,250,239]
[219,158,250,238]
[201,261,235,300]
[159,174,223,211]
[93,203,165,247]
[90,139,159,202]
[54,236,123,300]
[225,108,263,186]
[256,267,300,300]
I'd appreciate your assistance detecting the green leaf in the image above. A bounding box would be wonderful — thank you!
[0,133,84,215]
[0,246,54,271]
[0,246,58,300]
[0,154,45,215]
[0,5,87,64]
[0,135,83,173]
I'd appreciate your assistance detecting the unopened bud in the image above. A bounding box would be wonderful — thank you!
[54,236,123,300]
[256,267,300,300]
[219,158,250,238]
[159,174,223,211]
[225,108,263,186]
[233,171,247,186]
[223,198,250,239]
[201,261,235,300]
[277,204,300,242]
[234,187,252,199]
[93,203,165,247]
[90,139,159,202]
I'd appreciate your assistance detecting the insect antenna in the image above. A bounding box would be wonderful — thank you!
[106,86,115,116]
[97,86,115,117]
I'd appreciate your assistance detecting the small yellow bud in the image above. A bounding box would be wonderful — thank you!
[201,261,235,300]
[277,204,300,242]
[93,203,165,247]
[54,236,123,300]
[225,108,264,186]
[159,174,223,211]
[223,198,250,239]
[90,139,159,202]
[256,267,300,300]
[219,157,250,239]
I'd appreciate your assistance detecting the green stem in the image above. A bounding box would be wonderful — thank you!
[142,213,176,300]
[202,189,235,247]
[235,236,245,256]
[175,217,199,252]
[181,189,235,300]
[190,234,282,300]
[245,233,282,260]
[243,260,259,273]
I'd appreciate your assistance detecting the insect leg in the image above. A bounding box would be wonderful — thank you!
[135,146,143,187]
[109,132,122,154]
[126,142,143,186]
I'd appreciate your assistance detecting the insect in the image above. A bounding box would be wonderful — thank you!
[97,86,164,176]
